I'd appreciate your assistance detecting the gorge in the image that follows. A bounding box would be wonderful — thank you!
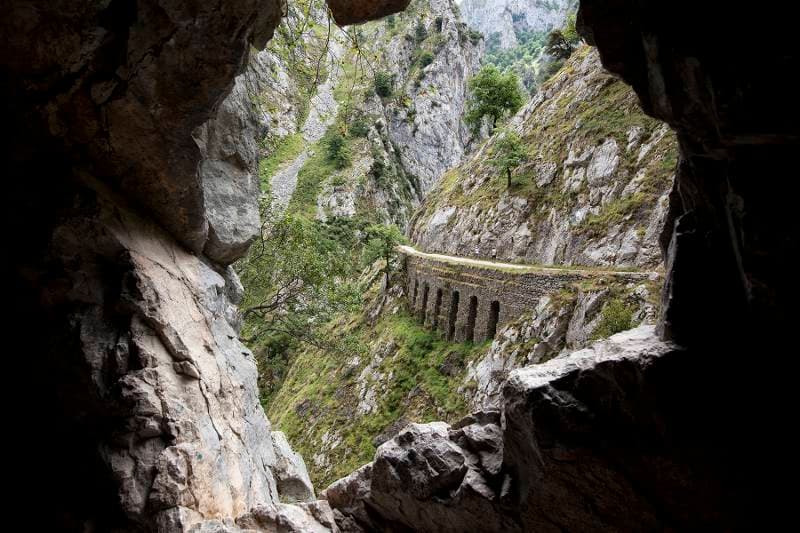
[3,0,796,531]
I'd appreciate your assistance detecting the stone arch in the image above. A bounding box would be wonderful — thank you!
[432,288,443,328]
[447,290,460,341]
[466,295,478,342]
[487,300,500,341]
[420,283,430,322]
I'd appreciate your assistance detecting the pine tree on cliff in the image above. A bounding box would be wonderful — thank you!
[491,130,528,189]
[363,224,406,289]
[465,65,524,132]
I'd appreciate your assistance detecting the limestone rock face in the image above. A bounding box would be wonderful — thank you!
[195,72,263,265]
[459,0,573,49]
[378,0,484,194]
[411,47,677,268]
[462,280,658,409]
[2,0,408,529]
[577,0,800,346]
[294,0,483,228]
[328,327,760,530]
[324,413,516,532]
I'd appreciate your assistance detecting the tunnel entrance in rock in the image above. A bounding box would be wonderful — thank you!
[466,295,478,342]
[487,300,499,340]
[448,290,460,340]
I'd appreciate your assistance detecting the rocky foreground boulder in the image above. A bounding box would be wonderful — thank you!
[325,326,755,531]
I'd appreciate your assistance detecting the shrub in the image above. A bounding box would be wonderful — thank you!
[418,51,435,68]
[349,115,370,138]
[490,130,528,189]
[415,20,428,42]
[374,71,393,98]
[592,298,635,340]
[325,131,351,169]
[468,29,483,45]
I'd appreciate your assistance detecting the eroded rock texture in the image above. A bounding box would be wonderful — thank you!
[327,327,763,531]
[1,0,405,530]
[577,0,800,346]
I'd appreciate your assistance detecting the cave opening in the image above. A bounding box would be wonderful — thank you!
[3,0,797,529]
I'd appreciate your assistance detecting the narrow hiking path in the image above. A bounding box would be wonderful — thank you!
[397,245,661,278]
[270,38,344,213]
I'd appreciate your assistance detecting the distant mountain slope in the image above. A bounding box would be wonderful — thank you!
[411,45,678,268]
[459,0,574,49]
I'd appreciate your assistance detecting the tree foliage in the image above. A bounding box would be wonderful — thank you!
[484,30,547,94]
[545,30,574,60]
[325,130,351,169]
[237,208,363,400]
[374,71,394,98]
[545,12,581,62]
[362,224,406,288]
[563,12,580,45]
[465,65,525,131]
[415,20,428,43]
[490,129,528,189]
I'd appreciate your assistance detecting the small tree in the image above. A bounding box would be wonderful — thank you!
[374,71,394,98]
[418,51,435,67]
[415,20,428,43]
[490,130,528,189]
[545,29,575,60]
[465,65,525,131]
[325,131,351,169]
[362,224,406,288]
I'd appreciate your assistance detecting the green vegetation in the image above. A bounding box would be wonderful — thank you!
[481,10,582,94]
[415,20,428,43]
[325,130,352,169]
[348,114,370,138]
[374,71,394,97]
[362,224,406,287]
[258,133,304,190]
[267,282,491,487]
[417,45,677,254]
[418,50,435,67]
[465,65,525,131]
[287,141,336,218]
[236,210,363,404]
[592,297,636,340]
[484,30,547,93]
[490,129,529,189]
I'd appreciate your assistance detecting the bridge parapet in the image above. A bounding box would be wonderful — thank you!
[400,247,654,343]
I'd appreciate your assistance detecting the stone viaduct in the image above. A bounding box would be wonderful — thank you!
[400,246,654,343]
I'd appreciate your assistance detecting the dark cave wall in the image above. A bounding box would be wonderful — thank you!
[2,0,410,531]
[577,0,800,347]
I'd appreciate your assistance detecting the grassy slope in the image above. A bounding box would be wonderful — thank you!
[267,272,490,488]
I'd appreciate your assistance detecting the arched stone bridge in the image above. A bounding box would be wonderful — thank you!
[399,245,657,343]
